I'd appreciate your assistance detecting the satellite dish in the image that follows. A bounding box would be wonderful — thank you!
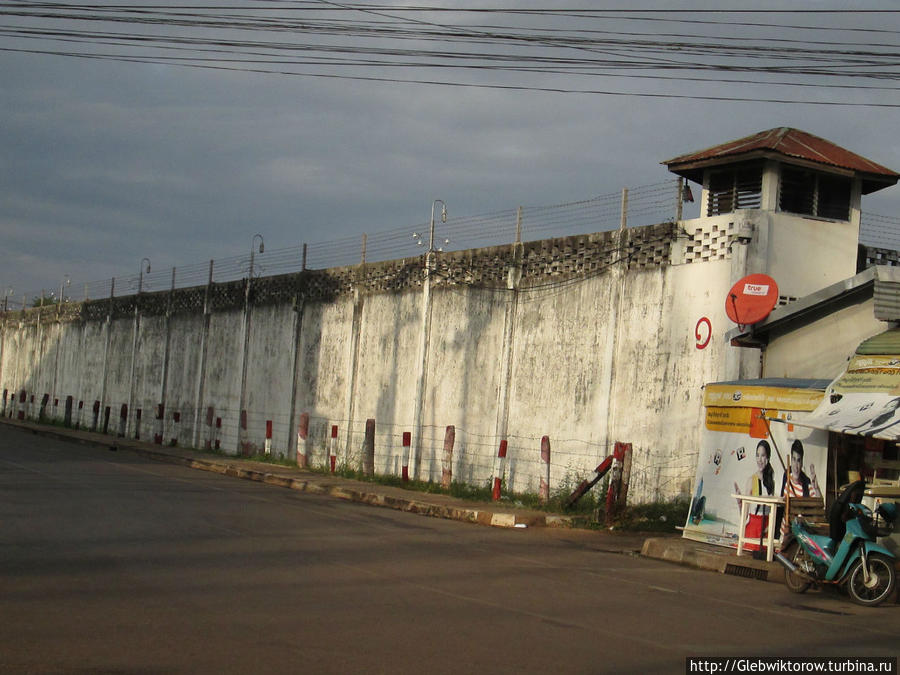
[725,273,779,326]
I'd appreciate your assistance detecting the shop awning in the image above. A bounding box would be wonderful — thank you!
[787,342,900,440]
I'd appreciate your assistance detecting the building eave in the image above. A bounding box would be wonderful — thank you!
[726,266,879,348]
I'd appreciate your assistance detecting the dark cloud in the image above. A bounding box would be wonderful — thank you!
[2,4,899,301]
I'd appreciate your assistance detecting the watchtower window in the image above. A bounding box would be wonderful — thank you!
[706,163,763,216]
[779,167,851,221]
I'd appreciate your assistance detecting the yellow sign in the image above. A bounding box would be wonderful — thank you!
[832,356,900,395]
[703,384,824,411]
[705,406,752,433]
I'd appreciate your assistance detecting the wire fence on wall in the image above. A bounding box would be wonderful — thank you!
[7,180,684,310]
[7,179,899,310]
[5,394,693,502]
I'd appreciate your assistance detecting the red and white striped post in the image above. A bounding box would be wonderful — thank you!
[363,418,376,476]
[606,442,627,525]
[264,420,273,456]
[134,408,142,440]
[17,390,26,420]
[53,397,59,421]
[441,425,455,490]
[296,412,309,468]
[170,411,180,447]
[76,400,84,429]
[118,404,128,437]
[154,403,164,444]
[401,431,411,482]
[492,439,508,501]
[540,435,551,504]
[329,424,338,472]
[239,410,248,455]
[205,406,214,449]
[214,417,222,450]
[91,400,100,431]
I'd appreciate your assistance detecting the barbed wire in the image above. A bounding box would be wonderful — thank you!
[7,183,899,310]
[5,180,682,309]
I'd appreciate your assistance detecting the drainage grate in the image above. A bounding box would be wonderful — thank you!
[724,563,769,581]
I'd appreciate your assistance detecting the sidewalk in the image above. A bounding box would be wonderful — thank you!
[1,417,786,583]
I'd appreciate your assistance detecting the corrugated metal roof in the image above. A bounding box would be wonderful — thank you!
[664,128,899,194]
[856,328,900,356]
[708,377,831,390]
[874,269,900,322]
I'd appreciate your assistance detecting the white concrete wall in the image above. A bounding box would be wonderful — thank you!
[3,217,833,504]
[761,300,886,380]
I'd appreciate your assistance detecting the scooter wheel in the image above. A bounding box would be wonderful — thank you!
[782,542,813,594]
[846,553,896,607]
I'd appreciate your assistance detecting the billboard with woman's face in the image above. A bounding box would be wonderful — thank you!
[684,382,828,549]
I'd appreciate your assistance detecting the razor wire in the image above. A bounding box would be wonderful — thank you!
[6,180,684,310]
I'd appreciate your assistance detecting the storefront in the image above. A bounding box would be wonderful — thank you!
[683,378,830,550]
[686,336,900,556]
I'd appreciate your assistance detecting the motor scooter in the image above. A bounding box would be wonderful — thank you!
[775,480,898,606]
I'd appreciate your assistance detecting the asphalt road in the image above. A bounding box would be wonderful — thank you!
[2,426,899,674]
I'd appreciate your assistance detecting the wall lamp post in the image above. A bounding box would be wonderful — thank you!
[250,234,265,279]
[138,258,151,293]
[413,200,449,252]
[429,199,447,252]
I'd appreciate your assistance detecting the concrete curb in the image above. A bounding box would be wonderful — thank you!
[5,419,576,530]
[642,536,786,583]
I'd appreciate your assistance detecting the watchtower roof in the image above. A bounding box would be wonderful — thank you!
[664,127,898,194]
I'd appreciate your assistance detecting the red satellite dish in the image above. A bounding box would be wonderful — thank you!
[725,273,779,326]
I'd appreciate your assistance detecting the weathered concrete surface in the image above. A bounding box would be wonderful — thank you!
[0,222,767,503]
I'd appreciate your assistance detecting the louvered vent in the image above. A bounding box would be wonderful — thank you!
[707,163,763,216]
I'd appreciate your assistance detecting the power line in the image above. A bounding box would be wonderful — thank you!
[1,3,899,105]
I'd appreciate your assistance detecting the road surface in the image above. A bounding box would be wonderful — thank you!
[1,426,898,673]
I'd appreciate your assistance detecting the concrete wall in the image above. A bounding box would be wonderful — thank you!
[762,300,886,380]
[0,221,793,503]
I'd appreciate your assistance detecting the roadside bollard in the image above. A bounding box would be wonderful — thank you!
[154,403,164,444]
[401,431,411,482]
[265,420,273,456]
[363,418,375,476]
[91,400,101,431]
[134,408,142,440]
[329,424,338,472]
[540,435,551,504]
[441,425,455,489]
[205,406,214,449]
[214,417,222,450]
[492,439,508,501]
[170,411,180,447]
[297,412,309,468]
[64,396,73,428]
[118,404,127,437]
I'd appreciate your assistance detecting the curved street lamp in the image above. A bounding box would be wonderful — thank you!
[138,258,151,293]
[250,234,265,279]
[429,199,447,252]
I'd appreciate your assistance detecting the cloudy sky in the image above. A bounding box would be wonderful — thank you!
[3,2,900,305]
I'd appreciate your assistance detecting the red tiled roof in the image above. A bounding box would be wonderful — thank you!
[664,127,898,193]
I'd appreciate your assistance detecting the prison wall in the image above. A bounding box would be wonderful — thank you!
[0,220,742,503]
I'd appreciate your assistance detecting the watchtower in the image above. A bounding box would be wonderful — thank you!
[665,128,898,303]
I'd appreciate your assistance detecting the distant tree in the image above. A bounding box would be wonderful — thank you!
[31,295,59,307]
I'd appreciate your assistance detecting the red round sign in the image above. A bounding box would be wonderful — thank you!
[725,273,778,326]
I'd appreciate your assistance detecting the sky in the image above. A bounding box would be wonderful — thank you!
[2,2,900,305]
